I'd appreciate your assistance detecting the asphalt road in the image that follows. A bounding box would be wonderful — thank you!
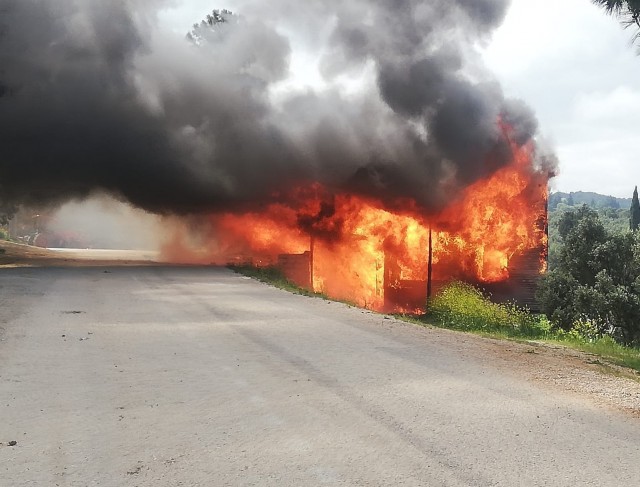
[1,265,640,486]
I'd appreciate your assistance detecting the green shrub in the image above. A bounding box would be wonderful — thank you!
[429,281,548,338]
[567,319,602,342]
[0,227,8,241]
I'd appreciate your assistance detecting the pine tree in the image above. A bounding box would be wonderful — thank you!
[630,186,640,231]
[592,1,640,48]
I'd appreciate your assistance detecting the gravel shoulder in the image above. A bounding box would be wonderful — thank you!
[445,331,640,417]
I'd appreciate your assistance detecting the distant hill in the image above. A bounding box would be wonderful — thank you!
[549,191,632,211]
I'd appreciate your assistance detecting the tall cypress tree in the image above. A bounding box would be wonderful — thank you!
[630,186,640,231]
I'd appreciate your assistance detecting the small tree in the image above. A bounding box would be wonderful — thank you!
[630,186,640,231]
[556,205,607,285]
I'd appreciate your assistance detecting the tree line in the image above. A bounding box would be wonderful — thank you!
[538,187,640,346]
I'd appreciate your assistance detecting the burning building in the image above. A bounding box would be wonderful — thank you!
[163,128,549,313]
[1,0,555,311]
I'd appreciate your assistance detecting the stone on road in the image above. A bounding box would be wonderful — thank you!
[1,266,639,486]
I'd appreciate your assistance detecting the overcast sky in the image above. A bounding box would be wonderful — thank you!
[483,0,640,198]
[160,0,640,198]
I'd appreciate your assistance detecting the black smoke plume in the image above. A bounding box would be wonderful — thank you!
[0,0,553,215]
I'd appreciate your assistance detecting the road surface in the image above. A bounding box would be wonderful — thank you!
[1,265,640,486]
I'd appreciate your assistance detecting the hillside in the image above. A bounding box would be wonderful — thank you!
[549,191,632,210]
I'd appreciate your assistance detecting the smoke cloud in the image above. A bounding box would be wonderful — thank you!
[0,0,552,215]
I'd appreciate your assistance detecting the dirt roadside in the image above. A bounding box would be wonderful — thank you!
[0,240,160,267]
[457,333,640,417]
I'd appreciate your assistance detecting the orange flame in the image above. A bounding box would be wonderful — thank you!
[162,135,549,313]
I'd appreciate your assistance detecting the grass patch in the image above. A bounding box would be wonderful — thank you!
[553,335,640,372]
[228,264,324,298]
[421,281,640,373]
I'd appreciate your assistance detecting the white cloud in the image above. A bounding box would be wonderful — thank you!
[574,86,640,123]
[484,0,640,197]
[554,136,639,197]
